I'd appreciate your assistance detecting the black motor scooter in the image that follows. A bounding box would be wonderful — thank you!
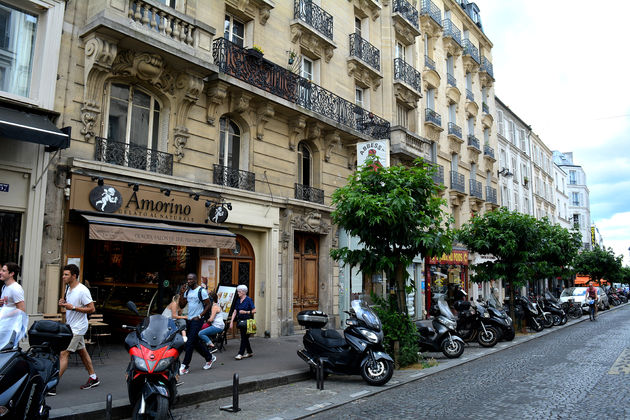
[542,291,567,326]
[0,307,72,419]
[515,295,544,332]
[415,293,465,358]
[297,300,394,386]
[454,299,499,347]
[484,293,515,341]
[124,301,186,419]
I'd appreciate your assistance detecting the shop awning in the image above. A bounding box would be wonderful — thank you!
[0,105,70,151]
[82,214,236,249]
[575,275,591,285]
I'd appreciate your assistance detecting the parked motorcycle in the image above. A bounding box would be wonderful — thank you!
[124,301,186,419]
[296,300,394,386]
[415,293,465,358]
[483,293,515,341]
[561,298,583,320]
[607,289,621,307]
[454,300,499,347]
[0,306,72,419]
[542,291,567,326]
[515,295,544,332]
[532,295,554,328]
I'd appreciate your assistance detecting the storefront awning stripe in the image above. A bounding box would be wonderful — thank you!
[0,105,70,150]
[82,214,236,249]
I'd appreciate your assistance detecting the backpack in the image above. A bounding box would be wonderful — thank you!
[196,288,212,322]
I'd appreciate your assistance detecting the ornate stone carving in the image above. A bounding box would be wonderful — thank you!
[260,5,271,24]
[206,81,229,126]
[393,20,415,45]
[290,25,335,63]
[173,126,189,162]
[347,0,381,21]
[394,84,420,109]
[291,210,331,235]
[111,51,177,95]
[230,91,253,115]
[323,131,340,162]
[306,121,324,143]
[345,145,357,170]
[255,102,275,140]
[347,61,382,91]
[288,115,306,151]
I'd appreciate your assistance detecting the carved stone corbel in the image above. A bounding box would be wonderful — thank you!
[230,91,253,115]
[170,72,204,160]
[324,131,341,162]
[306,121,324,143]
[288,115,306,151]
[173,127,189,162]
[260,6,271,25]
[206,81,229,126]
[345,145,357,170]
[255,102,275,140]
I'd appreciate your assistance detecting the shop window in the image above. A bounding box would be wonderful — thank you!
[0,211,21,264]
[297,141,312,187]
[218,117,241,169]
[0,3,36,98]
[224,14,244,47]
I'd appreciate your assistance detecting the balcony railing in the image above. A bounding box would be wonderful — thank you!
[95,137,173,175]
[466,89,474,102]
[463,39,480,64]
[481,56,494,78]
[394,58,422,93]
[448,122,462,139]
[482,102,489,114]
[425,108,442,127]
[424,55,436,71]
[294,0,333,40]
[393,0,420,32]
[467,134,480,149]
[470,179,483,199]
[420,0,442,27]
[349,33,381,72]
[442,19,462,47]
[450,171,465,193]
[483,144,494,159]
[213,38,389,139]
[431,164,444,186]
[486,186,497,204]
[295,183,324,204]
[447,73,456,87]
[213,164,255,191]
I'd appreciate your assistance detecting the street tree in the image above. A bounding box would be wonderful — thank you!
[330,158,454,313]
[573,246,623,285]
[530,218,582,285]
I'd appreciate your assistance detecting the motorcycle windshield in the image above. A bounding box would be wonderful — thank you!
[486,293,503,309]
[350,300,381,331]
[138,315,178,347]
[0,306,28,351]
[544,291,558,303]
[434,293,456,320]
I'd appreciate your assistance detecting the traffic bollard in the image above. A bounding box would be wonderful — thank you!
[219,373,241,413]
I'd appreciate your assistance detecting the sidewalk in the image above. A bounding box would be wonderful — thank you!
[50,304,625,419]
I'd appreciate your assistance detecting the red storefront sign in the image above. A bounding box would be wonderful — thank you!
[427,249,469,266]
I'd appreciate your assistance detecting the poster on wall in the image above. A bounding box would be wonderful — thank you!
[356,139,390,169]
[216,285,237,321]
[199,258,216,290]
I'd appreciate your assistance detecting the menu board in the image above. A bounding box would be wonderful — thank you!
[216,285,237,321]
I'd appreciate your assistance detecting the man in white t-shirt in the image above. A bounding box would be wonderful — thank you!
[56,264,99,395]
[0,262,25,312]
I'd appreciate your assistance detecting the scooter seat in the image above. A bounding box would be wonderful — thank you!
[29,353,56,384]
[309,328,346,348]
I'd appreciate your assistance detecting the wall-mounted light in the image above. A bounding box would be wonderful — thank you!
[128,183,139,192]
[497,167,513,178]
[226,203,232,210]
[91,176,104,186]
[160,188,171,197]
[189,193,200,201]
[205,200,212,208]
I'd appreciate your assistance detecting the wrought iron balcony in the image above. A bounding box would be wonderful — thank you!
[482,102,489,114]
[420,0,442,27]
[447,73,457,87]
[394,58,422,94]
[450,170,466,193]
[486,186,497,204]
[295,183,324,204]
[95,137,173,175]
[425,108,442,127]
[481,56,494,78]
[483,144,495,159]
[462,39,480,64]
[294,0,333,40]
[470,179,483,199]
[448,122,462,139]
[442,19,462,47]
[466,89,474,102]
[349,33,381,72]
[213,38,389,139]
[467,134,480,150]
[213,164,255,191]
[424,55,436,71]
[431,164,445,186]
[393,0,420,32]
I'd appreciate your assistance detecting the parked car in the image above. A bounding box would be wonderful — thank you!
[559,287,609,312]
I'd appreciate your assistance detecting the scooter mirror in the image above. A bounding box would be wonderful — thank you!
[126,301,141,316]
[346,318,358,326]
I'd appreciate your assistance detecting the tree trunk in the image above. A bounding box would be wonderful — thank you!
[395,264,407,314]
[509,283,516,331]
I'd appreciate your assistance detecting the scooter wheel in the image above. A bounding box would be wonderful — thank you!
[360,359,394,386]
[477,327,499,347]
[132,394,169,420]
[442,338,464,358]
[559,314,568,325]
[502,329,515,341]
[530,318,544,332]
[552,314,562,326]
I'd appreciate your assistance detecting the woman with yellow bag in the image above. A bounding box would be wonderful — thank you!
[230,285,256,360]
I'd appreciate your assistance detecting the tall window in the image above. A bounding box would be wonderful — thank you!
[355,86,364,107]
[446,54,454,77]
[449,103,457,124]
[219,117,240,169]
[467,116,474,136]
[354,16,362,37]
[0,3,37,97]
[396,103,408,128]
[451,153,458,171]
[497,110,505,136]
[465,72,472,92]
[297,142,312,186]
[426,88,435,110]
[507,120,515,144]
[569,170,577,184]
[571,192,580,206]
[224,14,244,47]
[107,83,160,151]
[396,42,406,60]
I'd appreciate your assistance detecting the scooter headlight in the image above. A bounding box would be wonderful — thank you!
[132,355,148,372]
[438,317,457,330]
[482,312,490,318]
[359,328,379,343]
[155,357,175,372]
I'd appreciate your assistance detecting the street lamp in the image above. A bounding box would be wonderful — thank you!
[497,167,513,178]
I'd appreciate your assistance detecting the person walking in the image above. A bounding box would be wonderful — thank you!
[586,281,598,321]
[178,273,215,374]
[199,291,224,351]
[162,294,188,342]
[230,285,256,360]
[0,262,25,312]
[56,264,99,395]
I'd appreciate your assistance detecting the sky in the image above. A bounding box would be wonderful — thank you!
[473,0,630,265]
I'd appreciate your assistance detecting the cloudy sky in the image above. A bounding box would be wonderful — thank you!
[474,0,630,265]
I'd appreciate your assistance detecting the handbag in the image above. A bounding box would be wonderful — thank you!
[237,319,247,329]
[246,318,257,335]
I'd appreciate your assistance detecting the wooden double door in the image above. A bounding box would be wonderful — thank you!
[220,235,254,338]
[293,233,319,323]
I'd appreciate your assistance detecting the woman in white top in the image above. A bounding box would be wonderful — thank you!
[199,291,224,350]
[162,294,187,341]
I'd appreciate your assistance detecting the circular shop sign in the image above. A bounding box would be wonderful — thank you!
[208,205,229,224]
[89,185,123,213]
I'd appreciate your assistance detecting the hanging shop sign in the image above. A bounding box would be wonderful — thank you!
[208,204,229,224]
[357,139,389,169]
[89,185,123,213]
[427,249,469,266]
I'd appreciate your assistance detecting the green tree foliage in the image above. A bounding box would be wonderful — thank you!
[371,294,419,367]
[530,218,582,281]
[331,158,454,313]
[573,246,623,284]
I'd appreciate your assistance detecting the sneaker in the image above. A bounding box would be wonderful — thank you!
[182,336,188,343]
[80,377,100,390]
[244,352,253,358]
[176,380,184,387]
[209,346,218,354]
[47,387,57,396]
[179,366,189,375]
[203,355,217,370]
[235,354,243,360]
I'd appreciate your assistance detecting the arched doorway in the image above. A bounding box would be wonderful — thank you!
[219,235,255,296]
[293,233,319,323]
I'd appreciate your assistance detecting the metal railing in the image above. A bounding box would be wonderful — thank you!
[483,144,494,158]
[442,19,462,47]
[447,73,457,87]
[420,0,442,27]
[393,0,420,31]
[482,102,489,114]
[486,186,497,204]
[394,58,422,93]
[450,170,465,193]
[213,164,255,191]
[463,39,480,64]
[95,137,173,175]
[295,183,324,204]
[448,122,462,139]
[470,179,483,199]
[293,0,333,40]
[424,55,436,71]
[431,164,444,186]
[467,134,480,149]
[349,33,381,72]
[425,108,442,126]
[481,56,494,78]
[213,38,390,139]
[466,89,474,102]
